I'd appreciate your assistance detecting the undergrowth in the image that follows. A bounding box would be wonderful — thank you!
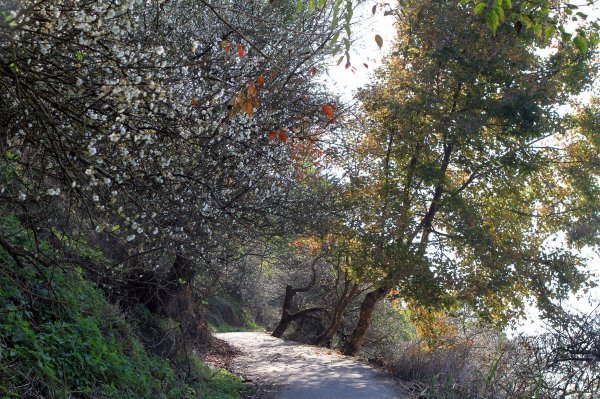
[0,213,246,399]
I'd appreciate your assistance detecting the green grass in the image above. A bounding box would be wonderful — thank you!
[0,212,247,399]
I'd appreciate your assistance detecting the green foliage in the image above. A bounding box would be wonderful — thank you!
[206,295,265,333]
[343,0,597,326]
[0,213,246,399]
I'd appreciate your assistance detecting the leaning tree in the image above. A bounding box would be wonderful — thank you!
[336,0,599,356]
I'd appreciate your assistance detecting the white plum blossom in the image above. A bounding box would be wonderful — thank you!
[1,0,336,283]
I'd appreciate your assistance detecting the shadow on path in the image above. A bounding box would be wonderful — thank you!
[215,332,408,399]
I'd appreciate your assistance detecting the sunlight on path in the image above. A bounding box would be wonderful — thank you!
[216,332,406,399]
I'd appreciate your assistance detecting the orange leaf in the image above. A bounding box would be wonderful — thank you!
[279,130,288,143]
[237,44,245,58]
[242,102,253,116]
[310,66,318,76]
[322,104,335,121]
[190,98,199,106]
[257,75,265,87]
[224,44,232,54]
[268,131,278,141]
[248,82,256,96]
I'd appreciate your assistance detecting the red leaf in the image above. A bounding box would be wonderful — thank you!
[310,66,318,76]
[268,131,278,141]
[248,82,256,96]
[190,98,199,106]
[237,44,245,58]
[257,75,265,87]
[322,104,335,121]
[224,44,232,54]
[279,130,288,143]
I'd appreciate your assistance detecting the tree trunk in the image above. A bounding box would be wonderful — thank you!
[271,255,325,338]
[314,283,359,346]
[272,285,295,338]
[341,286,389,356]
[271,284,326,338]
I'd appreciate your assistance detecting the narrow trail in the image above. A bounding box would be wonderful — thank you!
[214,332,407,399]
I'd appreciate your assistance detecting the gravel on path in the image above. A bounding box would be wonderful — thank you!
[214,332,409,399]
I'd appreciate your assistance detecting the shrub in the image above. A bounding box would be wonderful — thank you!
[0,213,246,398]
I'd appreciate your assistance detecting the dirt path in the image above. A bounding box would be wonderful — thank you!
[214,332,406,399]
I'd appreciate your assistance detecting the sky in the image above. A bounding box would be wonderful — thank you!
[326,1,600,334]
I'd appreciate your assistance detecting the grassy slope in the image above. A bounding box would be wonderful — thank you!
[0,213,246,399]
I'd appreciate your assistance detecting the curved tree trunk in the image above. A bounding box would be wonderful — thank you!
[314,283,359,346]
[272,255,324,338]
[272,285,297,338]
[341,286,389,356]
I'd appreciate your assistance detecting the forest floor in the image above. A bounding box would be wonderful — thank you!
[208,332,409,399]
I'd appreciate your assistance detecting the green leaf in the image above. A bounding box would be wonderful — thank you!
[375,34,383,49]
[296,0,302,13]
[486,10,499,34]
[333,0,343,15]
[474,3,487,16]
[308,0,315,12]
[589,32,599,47]
[573,35,588,54]
[521,14,534,28]
[494,6,505,23]
[345,0,353,22]
[503,0,512,9]
[330,30,341,45]
[544,26,556,41]
[486,351,505,386]
[319,0,326,8]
